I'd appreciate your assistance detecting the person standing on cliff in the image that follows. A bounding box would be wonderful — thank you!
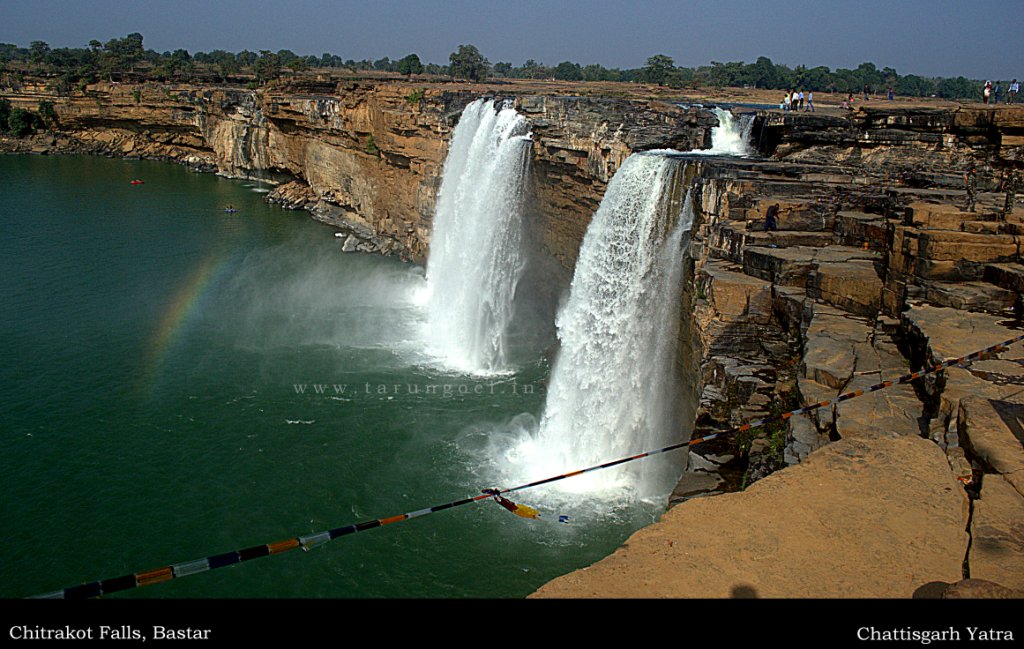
[765,204,780,232]
[964,164,978,213]
[1009,80,1019,104]
[806,90,815,112]
[983,81,993,105]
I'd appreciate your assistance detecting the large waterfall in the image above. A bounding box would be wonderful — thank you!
[502,153,692,501]
[422,99,533,375]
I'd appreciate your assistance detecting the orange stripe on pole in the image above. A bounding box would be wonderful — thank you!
[379,515,407,526]
[268,539,300,554]
[136,567,173,586]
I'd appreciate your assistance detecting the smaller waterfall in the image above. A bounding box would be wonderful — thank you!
[706,107,754,156]
[240,110,271,182]
[422,99,533,375]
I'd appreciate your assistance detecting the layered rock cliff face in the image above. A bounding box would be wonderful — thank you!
[540,105,1024,598]
[1,80,714,265]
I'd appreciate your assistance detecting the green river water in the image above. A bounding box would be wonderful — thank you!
[0,155,670,598]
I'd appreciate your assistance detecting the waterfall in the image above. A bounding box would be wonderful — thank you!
[422,99,533,375]
[505,154,693,500]
[232,110,271,184]
[706,107,754,156]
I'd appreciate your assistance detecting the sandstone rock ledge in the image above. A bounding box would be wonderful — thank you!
[533,436,967,598]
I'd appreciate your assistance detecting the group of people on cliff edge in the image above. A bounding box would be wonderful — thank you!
[983,80,1019,104]
[781,90,813,112]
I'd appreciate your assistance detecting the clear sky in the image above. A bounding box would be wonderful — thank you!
[2,0,1021,80]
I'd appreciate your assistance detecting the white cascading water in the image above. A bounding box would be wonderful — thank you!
[421,99,533,375]
[503,154,693,501]
[706,107,754,156]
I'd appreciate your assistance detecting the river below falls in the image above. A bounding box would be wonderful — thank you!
[0,154,674,598]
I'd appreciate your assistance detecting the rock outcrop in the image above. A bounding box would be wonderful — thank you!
[544,106,1024,597]
[535,435,969,598]
[1,80,715,266]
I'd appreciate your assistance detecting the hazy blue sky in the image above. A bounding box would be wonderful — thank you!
[2,0,1021,79]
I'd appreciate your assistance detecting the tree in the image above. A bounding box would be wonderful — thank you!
[492,61,512,77]
[37,100,57,128]
[937,76,976,100]
[0,98,11,132]
[896,74,935,98]
[665,67,694,89]
[29,41,51,67]
[7,108,38,136]
[750,56,777,89]
[553,61,582,81]
[157,48,193,80]
[397,53,423,76]
[217,56,241,81]
[254,50,281,84]
[520,59,548,80]
[448,44,488,81]
[643,54,675,86]
[237,50,257,67]
[582,64,609,82]
[102,33,144,78]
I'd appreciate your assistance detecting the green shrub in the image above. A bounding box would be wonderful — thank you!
[37,100,57,128]
[0,98,11,133]
[8,108,38,136]
[405,88,425,106]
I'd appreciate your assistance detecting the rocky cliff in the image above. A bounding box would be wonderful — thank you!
[539,105,1024,598]
[0,79,714,266]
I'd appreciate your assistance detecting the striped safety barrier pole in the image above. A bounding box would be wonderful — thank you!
[34,332,1024,599]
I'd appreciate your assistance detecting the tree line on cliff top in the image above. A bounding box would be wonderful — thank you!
[0,35,983,101]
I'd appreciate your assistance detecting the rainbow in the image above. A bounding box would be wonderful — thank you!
[140,252,225,392]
